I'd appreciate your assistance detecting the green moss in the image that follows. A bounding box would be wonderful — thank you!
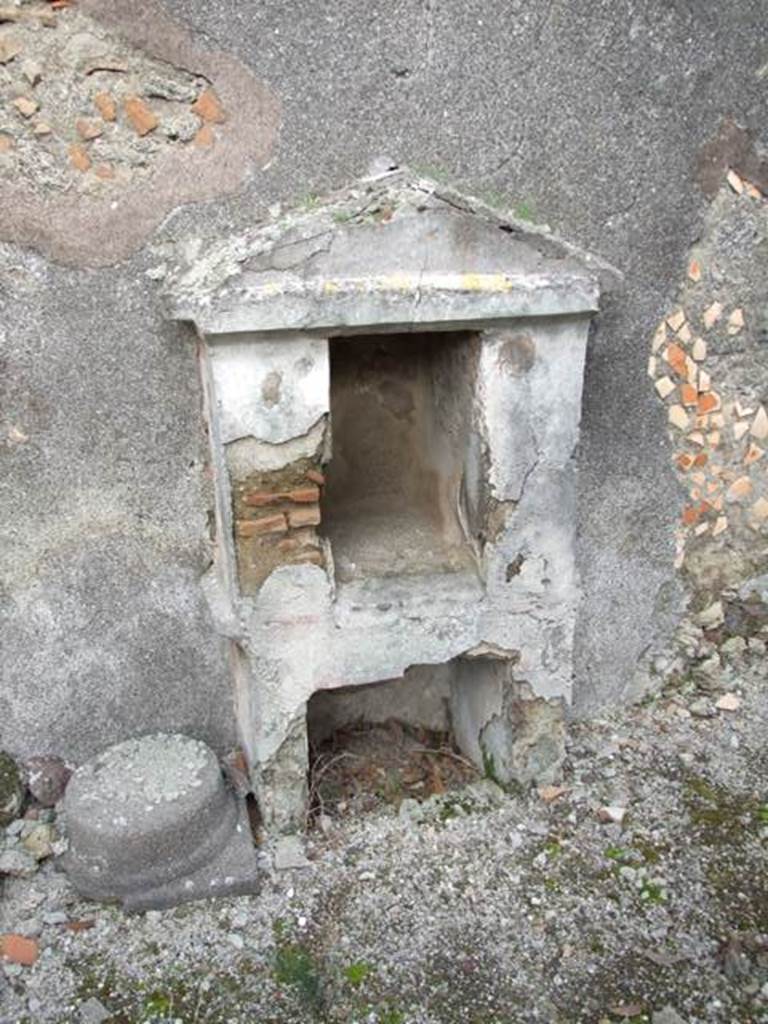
[683,774,765,844]
[343,960,374,988]
[273,942,323,1010]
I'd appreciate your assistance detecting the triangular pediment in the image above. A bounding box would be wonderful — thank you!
[166,169,619,335]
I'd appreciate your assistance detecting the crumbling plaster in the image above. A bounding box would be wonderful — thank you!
[2,0,767,765]
[169,175,609,828]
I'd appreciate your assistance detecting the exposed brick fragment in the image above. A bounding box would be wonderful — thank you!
[0,934,38,966]
[93,91,117,122]
[94,163,115,180]
[288,506,321,528]
[124,96,158,136]
[681,383,697,407]
[682,505,699,526]
[193,124,214,148]
[305,469,325,485]
[244,491,277,508]
[693,452,708,468]
[286,486,320,504]
[237,514,287,537]
[665,342,687,378]
[697,392,720,415]
[192,88,226,124]
[676,453,694,472]
[68,144,91,172]
[0,133,14,153]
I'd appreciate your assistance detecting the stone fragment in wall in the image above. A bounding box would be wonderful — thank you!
[666,309,686,332]
[692,337,706,361]
[0,37,21,64]
[694,601,724,628]
[734,421,750,441]
[727,308,744,335]
[750,406,768,440]
[712,515,728,536]
[25,755,70,807]
[12,96,38,118]
[32,122,51,136]
[0,134,13,153]
[651,322,666,352]
[726,476,752,501]
[21,59,42,86]
[655,376,675,399]
[688,258,702,282]
[716,692,741,711]
[668,405,689,431]
[647,356,657,378]
[75,118,102,141]
[702,302,723,329]
[751,497,768,520]
[94,163,114,180]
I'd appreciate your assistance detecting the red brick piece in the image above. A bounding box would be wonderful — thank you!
[1,934,38,966]
[192,88,226,124]
[93,91,117,121]
[288,506,321,528]
[244,491,278,507]
[124,96,158,136]
[68,144,91,172]
[306,469,325,485]
[286,486,320,504]
[697,392,720,415]
[237,514,287,537]
[193,124,214,148]
[0,134,13,153]
[665,342,687,378]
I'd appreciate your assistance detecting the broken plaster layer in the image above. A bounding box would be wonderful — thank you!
[183,271,599,337]
[0,0,279,267]
[209,321,590,789]
[207,334,330,445]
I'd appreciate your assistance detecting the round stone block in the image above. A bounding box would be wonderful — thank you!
[63,733,259,909]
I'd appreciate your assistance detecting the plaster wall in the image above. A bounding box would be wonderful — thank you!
[1,0,766,764]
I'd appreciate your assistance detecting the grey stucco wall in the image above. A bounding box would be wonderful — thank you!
[1,0,766,760]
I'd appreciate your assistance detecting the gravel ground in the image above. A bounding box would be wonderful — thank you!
[1,661,766,1024]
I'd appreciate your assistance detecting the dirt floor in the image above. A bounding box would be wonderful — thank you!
[0,662,766,1024]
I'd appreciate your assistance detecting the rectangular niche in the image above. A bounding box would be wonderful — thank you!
[321,332,481,582]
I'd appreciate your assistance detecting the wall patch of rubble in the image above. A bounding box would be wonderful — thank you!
[0,0,279,266]
[646,164,768,708]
